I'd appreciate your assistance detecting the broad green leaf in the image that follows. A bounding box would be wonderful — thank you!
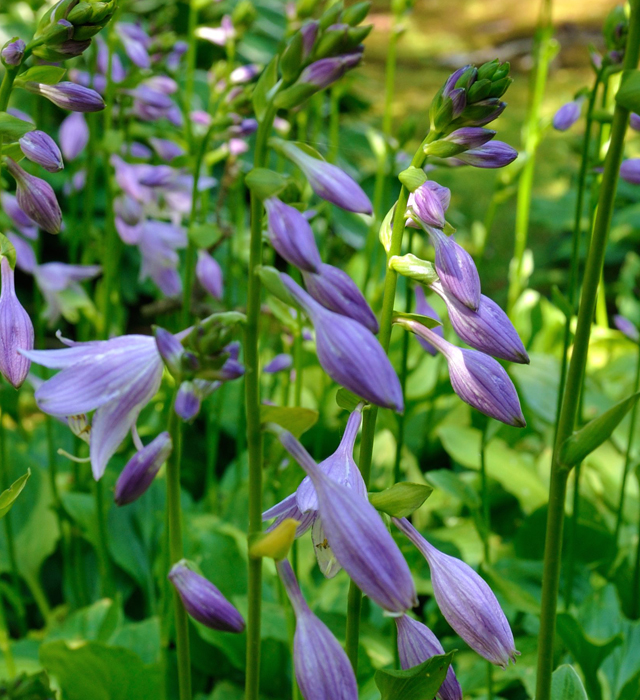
[18,65,66,85]
[369,483,433,518]
[0,112,33,140]
[252,55,278,122]
[260,405,318,437]
[481,565,540,615]
[618,670,640,700]
[375,651,454,700]
[0,471,29,518]
[110,618,162,666]
[560,392,640,468]
[551,665,588,700]
[615,69,640,113]
[0,670,54,699]
[45,599,121,644]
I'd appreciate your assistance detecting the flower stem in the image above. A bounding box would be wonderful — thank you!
[184,0,198,149]
[244,105,276,700]
[535,5,640,698]
[631,468,640,619]
[0,66,18,112]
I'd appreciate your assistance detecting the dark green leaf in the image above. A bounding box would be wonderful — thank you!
[0,113,34,140]
[425,469,481,509]
[260,405,318,437]
[0,471,30,519]
[0,670,54,699]
[375,651,454,700]
[18,66,66,85]
[551,665,588,700]
[369,483,433,518]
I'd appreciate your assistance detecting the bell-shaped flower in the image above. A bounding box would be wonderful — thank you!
[394,517,519,668]
[19,131,64,172]
[0,257,34,389]
[614,314,639,342]
[272,426,417,612]
[59,112,89,161]
[414,286,443,356]
[277,559,358,700]
[264,198,322,272]
[552,100,582,131]
[196,250,223,300]
[1,192,38,239]
[407,181,451,229]
[399,318,525,426]
[114,431,172,505]
[429,281,529,363]
[5,158,62,234]
[25,81,105,112]
[34,262,101,325]
[21,333,168,478]
[302,263,379,333]
[282,274,403,412]
[395,615,462,700]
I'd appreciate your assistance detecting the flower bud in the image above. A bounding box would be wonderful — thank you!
[282,274,403,411]
[425,127,496,158]
[196,250,223,300]
[175,381,201,422]
[19,131,64,173]
[114,432,172,505]
[1,38,25,66]
[5,159,63,234]
[302,263,379,333]
[114,194,143,226]
[264,354,293,373]
[620,159,640,185]
[454,98,506,128]
[0,256,34,389]
[264,198,322,273]
[407,181,451,229]
[169,560,245,632]
[277,559,358,700]
[154,326,184,377]
[553,100,582,131]
[453,141,517,169]
[395,615,462,700]
[414,287,443,356]
[394,517,520,668]
[25,81,105,112]
[630,113,640,132]
[274,428,417,612]
[614,314,639,342]
[59,112,89,160]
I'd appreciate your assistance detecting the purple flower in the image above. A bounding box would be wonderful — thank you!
[414,286,443,356]
[1,38,25,66]
[59,112,89,160]
[430,281,529,363]
[302,263,379,334]
[137,220,187,297]
[175,381,201,422]
[443,127,496,150]
[408,181,451,229]
[34,263,101,325]
[277,559,358,700]
[21,333,167,478]
[154,326,184,376]
[149,137,185,162]
[630,113,640,131]
[114,432,172,505]
[282,274,403,411]
[229,64,261,83]
[119,23,151,69]
[7,233,37,274]
[614,314,639,342]
[272,427,417,612]
[620,159,640,184]
[395,615,462,700]
[453,141,518,169]
[394,518,519,668]
[1,192,38,239]
[138,165,176,188]
[553,100,582,131]
[299,51,362,90]
[279,141,372,214]
[114,195,143,226]
[169,560,245,632]
[195,250,223,300]
[19,131,64,173]
[5,158,62,234]
[128,141,153,159]
[0,257,34,389]
[264,353,293,374]
[398,319,525,426]
[97,38,127,82]
[264,198,322,273]
[26,81,105,112]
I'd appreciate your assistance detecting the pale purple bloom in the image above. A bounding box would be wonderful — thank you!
[138,164,176,188]
[138,220,187,297]
[166,40,188,71]
[129,142,153,159]
[620,159,640,185]
[21,333,166,478]
[277,559,358,700]
[0,258,34,389]
[145,76,179,95]
[614,314,639,342]
[96,38,126,82]
[5,158,62,234]
[154,326,184,376]
[264,198,322,273]
[196,15,235,46]
[408,181,451,229]
[302,263,379,334]
[229,64,260,83]
[430,281,529,363]
[19,131,64,173]
[414,287,443,356]
[196,250,223,300]
[175,381,201,421]
[59,113,89,161]
[282,274,403,411]
[6,234,37,275]
[169,560,245,632]
[115,218,143,245]
[630,113,640,131]
[264,354,293,374]
[114,431,172,505]
[26,81,105,112]
[119,23,151,69]
[454,141,518,169]
[553,100,582,131]
[394,517,520,668]
[2,38,25,66]
[1,192,38,239]
[228,138,248,156]
[273,427,417,612]
[395,615,462,700]
[149,137,185,162]
[190,110,212,127]
[111,156,153,203]
[401,319,525,426]
[63,170,86,196]
[34,263,102,325]
[229,118,258,138]
[279,142,372,214]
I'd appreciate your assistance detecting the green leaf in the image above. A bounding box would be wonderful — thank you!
[336,388,364,412]
[389,254,438,285]
[45,599,121,644]
[615,69,640,113]
[551,665,588,700]
[424,469,480,509]
[0,670,55,699]
[560,392,640,468]
[252,55,278,122]
[618,670,640,700]
[0,112,34,140]
[244,168,290,200]
[369,483,433,518]
[18,65,66,85]
[398,166,428,192]
[393,310,442,329]
[256,266,298,308]
[260,405,318,438]
[375,651,454,700]
[188,222,223,249]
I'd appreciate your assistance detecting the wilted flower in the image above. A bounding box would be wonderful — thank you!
[264,354,293,374]
[394,517,519,668]
[114,432,172,505]
[620,159,640,185]
[1,38,25,66]
[264,198,322,273]
[25,81,106,112]
[614,314,639,342]
[5,158,63,234]
[59,112,89,160]
[414,286,444,356]
[0,257,34,389]
[552,100,582,131]
[277,559,358,700]
[34,263,101,325]
[453,141,517,169]
[169,560,245,632]
[282,274,403,411]
[395,615,462,700]
[19,130,64,173]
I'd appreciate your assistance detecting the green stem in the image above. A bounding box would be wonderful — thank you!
[0,66,18,111]
[166,394,192,700]
[184,0,198,149]
[535,5,640,698]
[480,422,491,564]
[631,468,640,619]
[0,586,15,678]
[244,105,276,700]
[92,478,115,598]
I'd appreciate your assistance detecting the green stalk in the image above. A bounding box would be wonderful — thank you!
[328,86,341,164]
[0,66,18,111]
[166,392,192,700]
[613,341,640,544]
[0,586,15,678]
[631,467,640,619]
[184,0,198,149]
[244,106,276,700]
[535,5,640,698]
[507,0,554,314]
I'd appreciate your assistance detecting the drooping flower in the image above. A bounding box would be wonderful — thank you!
[196,250,223,300]
[263,198,322,273]
[5,158,62,234]
[25,81,105,112]
[453,141,518,169]
[414,286,443,356]
[394,518,519,668]
[0,257,34,389]
[19,130,64,173]
[552,100,582,131]
[59,112,89,161]
[614,314,639,342]
[277,559,358,700]
[169,560,245,632]
[34,263,102,325]
[114,432,172,505]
